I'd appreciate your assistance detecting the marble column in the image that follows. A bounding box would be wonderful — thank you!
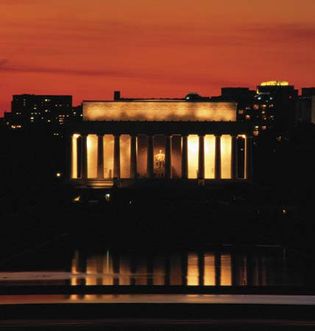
[181,135,188,179]
[97,134,104,179]
[198,135,205,179]
[215,135,221,180]
[81,134,87,179]
[147,135,154,178]
[68,134,73,179]
[165,135,171,179]
[130,135,137,179]
[114,134,120,179]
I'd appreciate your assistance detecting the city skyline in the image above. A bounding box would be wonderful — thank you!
[1,0,315,115]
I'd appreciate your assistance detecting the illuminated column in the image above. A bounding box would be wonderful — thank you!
[147,135,154,178]
[215,135,221,180]
[231,135,238,179]
[114,134,120,178]
[181,135,188,179]
[246,136,253,180]
[81,134,87,179]
[97,134,104,179]
[198,135,205,179]
[130,135,137,179]
[70,135,76,179]
[165,135,171,179]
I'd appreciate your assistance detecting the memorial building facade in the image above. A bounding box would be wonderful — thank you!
[69,97,252,188]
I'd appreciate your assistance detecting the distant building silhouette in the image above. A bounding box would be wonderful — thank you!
[252,81,298,134]
[211,88,255,122]
[297,88,315,124]
[3,94,81,129]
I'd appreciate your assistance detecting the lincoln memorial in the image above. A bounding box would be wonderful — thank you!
[69,95,252,188]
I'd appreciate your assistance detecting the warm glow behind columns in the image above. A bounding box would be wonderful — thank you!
[120,135,131,179]
[87,134,98,179]
[188,135,199,179]
[71,134,80,179]
[103,135,114,179]
[221,135,232,179]
[204,135,215,179]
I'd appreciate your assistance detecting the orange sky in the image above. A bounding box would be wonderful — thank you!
[1,0,315,115]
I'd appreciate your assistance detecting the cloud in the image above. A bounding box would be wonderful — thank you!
[0,58,9,67]
[0,60,250,89]
[242,23,315,44]
[0,62,134,77]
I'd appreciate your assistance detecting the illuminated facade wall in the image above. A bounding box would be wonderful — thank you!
[120,135,131,179]
[204,135,215,179]
[188,135,199,179]
[103,135,114,179]
[221,135,232,179]
[87,134,97,179]
[83,101,237,122]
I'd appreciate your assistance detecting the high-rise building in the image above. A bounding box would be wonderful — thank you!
[297,88,315,124]
[3,94,73,129]
[248,81,298,135]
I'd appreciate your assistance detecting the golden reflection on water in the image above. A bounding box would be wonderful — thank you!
[153,256,165,285]
[187,253,199,286]
[220,254,232,286]
[69,249,291,288]
[204,253,215,286]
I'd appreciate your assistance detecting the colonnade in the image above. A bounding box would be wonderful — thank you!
[71,133,252,181]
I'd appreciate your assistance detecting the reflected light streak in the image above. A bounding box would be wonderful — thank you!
[71,251,80,286]
[187,253,199,286]
[153,256,165,285]
[204,253,215,286]
[220,254,232,286]
[86,256,97,286]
